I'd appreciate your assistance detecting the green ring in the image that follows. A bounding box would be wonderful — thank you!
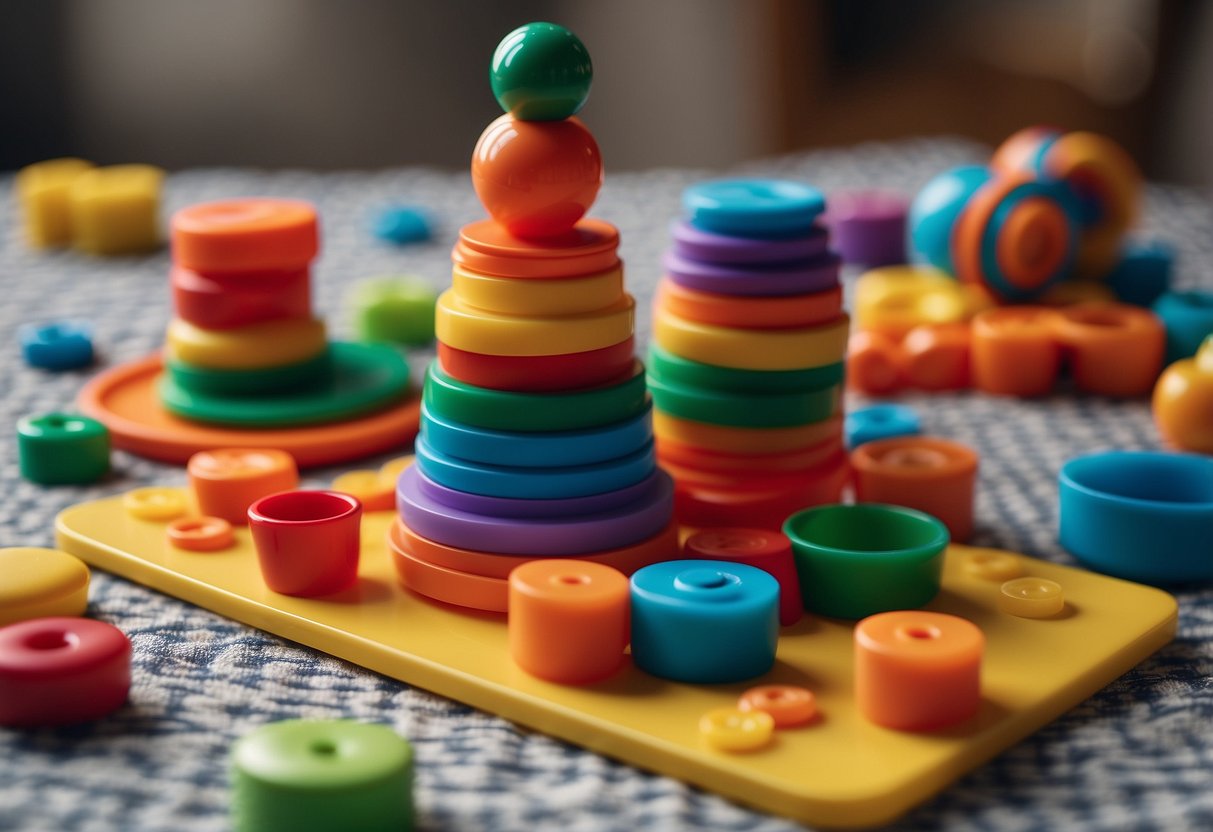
[783,504,948,619]
[423,360,648,433]
[230,719,413,832]
[646,364,839,428]
[159,342,411,428]
[647,343,844,394]
[165,351,333,397]
[17,412,110,485]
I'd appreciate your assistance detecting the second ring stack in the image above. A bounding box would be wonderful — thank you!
[650,180,851,529]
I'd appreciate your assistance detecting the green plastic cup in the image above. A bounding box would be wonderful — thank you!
[783,503,948,619]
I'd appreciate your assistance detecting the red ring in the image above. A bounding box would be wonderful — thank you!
[437,337,635,392]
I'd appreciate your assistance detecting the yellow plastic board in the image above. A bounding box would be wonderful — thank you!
[55,492,1176,829]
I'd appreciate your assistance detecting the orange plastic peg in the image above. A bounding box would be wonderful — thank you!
[901,323,971,391]
[187,448,299,524]
[970,307,1060,397]
[1050,303,1165,397]
[847,331,904,396]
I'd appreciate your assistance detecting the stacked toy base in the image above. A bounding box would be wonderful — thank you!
[649,182,850,529]
[393,219,676,612]
[157,199,410,428]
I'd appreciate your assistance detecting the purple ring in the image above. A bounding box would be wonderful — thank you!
[412,464,664,519]
[396,465,675,555]
[670,220,829,265]
[663,250,841,297]
[823,191,909,268]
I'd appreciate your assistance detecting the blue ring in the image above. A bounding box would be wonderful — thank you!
[419,400,653,468]
[683,179,825,239]
[1058,450,1213,584]
[978,181,1077,301]
[845,404,922,449]
[414,435,657,499]
[19,321,94,371]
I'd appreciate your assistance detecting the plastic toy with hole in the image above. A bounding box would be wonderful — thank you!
[653,411,843,455]
[17,412,111,485]
[230,719,414,832]
[682,180,826,239]
[670,219,828,265]
[700,708,775,753]
[998,577,1065,618]
[970,306,1062,397]
[853,265,988,340]
[436,290,634,356]
[509,560,629,684]
[851,436,979,541]
[737,685,817,728]
[1050,302,1164,397]
[846,331,905,397]
[172,199,319,273]
[901,322,971,390]
[423,360,648,433]
[784,504,948,619]
[647,343,844,395]
[657,434,843,476]
[1059,450,1213,584]
[1153,335,1213,454]
[188,448,300,524]
[663,249,840,297]
[0,548,89,627]
[653,311,849,372]
[165,351,332,398]
[452,218,620,279]
[844,403,922,449]
[647,365,840,428]
[437,338,634,392]
[167,516,235,552]
[19,321,95,371]
[55,489,1177,828]
[683,528,802,626]
[656,279,843,330]
[77,353,419,467]
[0,616,130,727]
[171,266,310,331]
[164,316,327,371]
[451,263,622,316]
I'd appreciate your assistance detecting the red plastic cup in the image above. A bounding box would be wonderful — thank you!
[247,491,362,596]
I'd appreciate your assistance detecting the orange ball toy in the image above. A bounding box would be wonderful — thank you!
[472,114,603,239]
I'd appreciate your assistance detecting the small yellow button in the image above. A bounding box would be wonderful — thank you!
[0,547,90,626]
[999,577,1065,618]
[123,487,189,521]
[958,546,1025,582]
[699,707,775,752]
[331,470,395,512]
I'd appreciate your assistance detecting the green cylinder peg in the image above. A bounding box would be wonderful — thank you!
[17,412,110,485]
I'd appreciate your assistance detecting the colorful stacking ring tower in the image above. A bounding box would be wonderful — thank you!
[158,199,412,429]
[650,181,851,529]
[390,22,677,612]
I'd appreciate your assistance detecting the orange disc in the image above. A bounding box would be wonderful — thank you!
[970,307,1061,397]
[901,323,971,391]
[388,535,509,613]
[656,435,844,474]
[77,354,420,468]
[471,114,603,239]
[390,516,679,580]
[187,448,300,525]
[166,516,235,552]
[655,280,843,330]
[851,436,979,542]
[1049,303,1165,397]
[847,331,905,396]
[453,219,620,279]
[653,412,843,455]
[737,685,817,728]
[854,611,984,731]
[171,199,319,273]
[508,560,630,684]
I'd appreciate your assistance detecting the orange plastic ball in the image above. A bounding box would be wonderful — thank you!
[471,114,603,239]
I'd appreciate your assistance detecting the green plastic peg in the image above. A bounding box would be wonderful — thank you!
[490,22,592,121]
[231,719,414,832]
[17,412,110,485]
[350,276,437,347]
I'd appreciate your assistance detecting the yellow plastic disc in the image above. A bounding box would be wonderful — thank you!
[699,707,775,752]
[378,455,415,487]
[999,577,1065,618]
[123,487,190,521]
[331,469,396,512]
[0,547,90,626]
[165,316,327,371]
[956,546,1025,582]
[653,311,849,371]
[854,266,974,339]
[452,264,624,317]
[435,290,635,357]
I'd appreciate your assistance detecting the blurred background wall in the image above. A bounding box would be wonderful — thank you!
[2,0,1210,186]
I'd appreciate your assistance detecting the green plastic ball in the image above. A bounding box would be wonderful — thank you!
[490,22,592,121]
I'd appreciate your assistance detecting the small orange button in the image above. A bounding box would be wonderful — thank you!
[737,685,817,728]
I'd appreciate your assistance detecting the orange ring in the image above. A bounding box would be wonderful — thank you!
[388,534,509,613]
[737,685,817,727]
[851,436,979,542]
[953,171,1052,297]
[188,448,299,524]
[652,412,843,455]
[1048,302,1165,397]
[452,218,620,279]
[391,516,679,580]
[970,307,1061,397]
[657,435,843,474]
[846,331,904,396]
[656,280,842,330]
[166,516,235,552]
[994,197,1068,291]
[171,199,319,273]
[901,323,971,391]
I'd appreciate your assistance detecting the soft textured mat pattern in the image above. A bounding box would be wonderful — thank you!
[1,139,1211,831]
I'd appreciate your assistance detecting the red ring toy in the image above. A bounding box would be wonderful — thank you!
[438,337,635,392]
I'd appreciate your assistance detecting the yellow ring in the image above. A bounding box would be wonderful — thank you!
[698,707,774,752]
[435,290,634,357]
[165,317,327,370]
[653,411,842,454]
[452,264,624,316]
[653,311,849,371]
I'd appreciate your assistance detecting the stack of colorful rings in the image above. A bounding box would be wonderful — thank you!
[648,179,850,529]
[157,199,411,427]
[389,23,677,612]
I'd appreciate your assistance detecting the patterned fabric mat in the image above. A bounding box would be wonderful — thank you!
[1,139,1211,831]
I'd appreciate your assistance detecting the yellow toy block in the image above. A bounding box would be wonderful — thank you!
[55,493,1176,828]
[15,158,94,248]
[855,265,993,340]
[68,164,164,255]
